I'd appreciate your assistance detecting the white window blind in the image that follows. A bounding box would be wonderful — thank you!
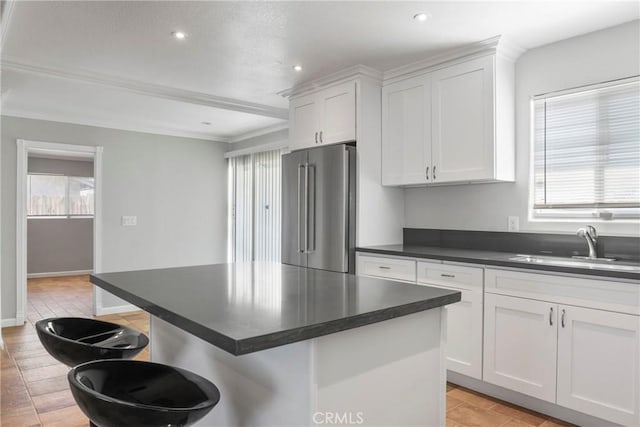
[533,77,640,218]
[229,149,282,262]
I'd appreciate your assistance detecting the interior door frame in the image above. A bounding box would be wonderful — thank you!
[15,139,103,324]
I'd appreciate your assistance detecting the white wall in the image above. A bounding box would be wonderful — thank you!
[1,116,228,322]
[404,20,640,237]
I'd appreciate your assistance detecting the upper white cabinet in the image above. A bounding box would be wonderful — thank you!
[289,81,356,151]
[382,53,515,186]
[381,74,431,185]
[431,55,496,182]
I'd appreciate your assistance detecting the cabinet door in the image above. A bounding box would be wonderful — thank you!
[557,305,640,426]
[431,55,494,183]
[424,283,483,379]
[381,75,431,186]
[483,294,558,403]
[290,93,320,151]
[318,82,356,145]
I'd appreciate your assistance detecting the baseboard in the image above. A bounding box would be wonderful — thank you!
[447,371,620,427]
[95,304,140,316]
[1,318,22,328]
[27,269,93,279]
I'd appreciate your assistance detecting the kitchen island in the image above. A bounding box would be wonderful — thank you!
[91,262,460,426]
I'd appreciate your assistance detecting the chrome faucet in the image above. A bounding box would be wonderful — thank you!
[576,225,598,259]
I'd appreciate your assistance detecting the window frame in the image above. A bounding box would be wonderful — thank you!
[27,173,95,219]
[528,76,640,222]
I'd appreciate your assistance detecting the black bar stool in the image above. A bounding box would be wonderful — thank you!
[35,317,149,367]
[68,359,221,427]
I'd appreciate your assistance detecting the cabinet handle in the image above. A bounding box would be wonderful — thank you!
[315,132,318,144]
[378,266,391,270]
[549,307,554,326]
[426,166,429,181]
[441,273,455,278]
[320,131,323,143]
[561,309,566,328]
[433,165,436,181]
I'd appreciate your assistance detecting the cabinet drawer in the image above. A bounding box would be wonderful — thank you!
[417,261,483,291]
[357,255,416,282]
[485,268,640,315]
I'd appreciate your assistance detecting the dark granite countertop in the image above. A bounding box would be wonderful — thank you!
[356,245,640,281]
[90,262,460,356]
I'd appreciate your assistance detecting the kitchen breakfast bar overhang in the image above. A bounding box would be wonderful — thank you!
[90,262,460,426]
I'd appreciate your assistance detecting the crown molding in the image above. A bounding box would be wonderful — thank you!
[0,0,16,51]
[383,35,526,83]
[229,122,289,143]
[2,109,231,143]
[278,64,383,98]
[1,58,289,120]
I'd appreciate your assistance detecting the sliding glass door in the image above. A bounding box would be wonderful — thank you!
[229,149,283,262]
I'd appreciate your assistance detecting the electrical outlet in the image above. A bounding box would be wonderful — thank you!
[121,216,137,226]
[508,216,519,232]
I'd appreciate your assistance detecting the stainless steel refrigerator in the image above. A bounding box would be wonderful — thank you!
[282,144,356,273]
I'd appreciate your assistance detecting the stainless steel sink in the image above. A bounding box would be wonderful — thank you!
[509,254,640,273]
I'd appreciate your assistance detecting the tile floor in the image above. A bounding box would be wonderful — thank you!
[1,275,575,427]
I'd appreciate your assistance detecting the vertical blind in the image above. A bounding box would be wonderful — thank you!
[229,149,283,262]
[533,78,640,212]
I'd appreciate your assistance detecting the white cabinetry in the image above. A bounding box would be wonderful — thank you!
[382,53,515,186]
[557,306,639,426]
[356,254,416,283]
[484,268,640,426]
[381,75,431,185]
[431,55,497,182]
[356,253,484,380]
[289,81,356,151]
[417,261,484,379]
[483,293,558,402]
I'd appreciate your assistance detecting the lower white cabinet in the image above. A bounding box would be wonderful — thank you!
[417,261,483,380]
[357,253,640,425]
[484,290,640,425]
[483,293,558,403]
[357,254,484,380]
[557,305,640,426]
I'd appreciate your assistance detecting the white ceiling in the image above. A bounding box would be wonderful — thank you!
[1,1,638,142]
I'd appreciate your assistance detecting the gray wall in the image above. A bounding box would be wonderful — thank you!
[27,218,93,274]
[27,157,95,274]
[404,20,640,237]
[2,116,228,320]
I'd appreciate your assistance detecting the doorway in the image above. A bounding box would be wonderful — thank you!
[15,140,103,325]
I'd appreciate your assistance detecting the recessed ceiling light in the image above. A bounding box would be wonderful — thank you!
[292,65,303,72]
[201,121,212,126]
[172,31,187,40]
[413,13,430,22]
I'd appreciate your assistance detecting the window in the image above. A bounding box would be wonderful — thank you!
[28,174,95,217]
[228,149,283,262]
[532,77,640,220]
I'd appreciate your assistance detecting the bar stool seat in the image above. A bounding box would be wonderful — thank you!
[36,317,149,367]
[68,359,221,427]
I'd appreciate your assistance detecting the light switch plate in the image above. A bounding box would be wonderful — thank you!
[508,216,519,232]
[121,216,137,226]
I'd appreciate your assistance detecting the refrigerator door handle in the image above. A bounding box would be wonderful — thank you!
[303,162,309,254]
[307,164,315,253]
[297,164,305,253]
